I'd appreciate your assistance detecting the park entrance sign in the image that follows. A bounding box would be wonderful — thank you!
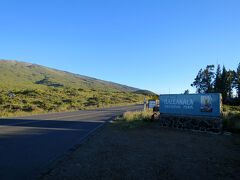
[159,93,222,132]
[159,93,222,117]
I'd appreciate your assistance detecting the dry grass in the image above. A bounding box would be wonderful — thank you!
[112,109,154,129]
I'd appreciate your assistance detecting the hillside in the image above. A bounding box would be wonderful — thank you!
[0,59,154,117]
[0,59,142,92]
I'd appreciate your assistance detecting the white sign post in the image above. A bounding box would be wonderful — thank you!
[144,98,147,110]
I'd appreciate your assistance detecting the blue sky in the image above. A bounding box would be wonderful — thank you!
[0,0,240,94]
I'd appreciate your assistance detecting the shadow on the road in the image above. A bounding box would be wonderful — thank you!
[0,118,111,139]
[0,105,142,140]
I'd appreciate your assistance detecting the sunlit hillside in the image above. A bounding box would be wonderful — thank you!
[0,59,154,117]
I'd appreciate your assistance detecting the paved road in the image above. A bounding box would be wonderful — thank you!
[0,104,143,180]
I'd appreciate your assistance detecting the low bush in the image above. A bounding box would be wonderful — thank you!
[223,112,240,133]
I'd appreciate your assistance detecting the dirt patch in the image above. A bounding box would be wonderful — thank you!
[41,123,240,180]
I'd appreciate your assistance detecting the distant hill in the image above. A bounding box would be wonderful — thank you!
[0,59,154,95]
[134,90,156,96]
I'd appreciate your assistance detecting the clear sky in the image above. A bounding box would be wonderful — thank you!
[0,0,240,94]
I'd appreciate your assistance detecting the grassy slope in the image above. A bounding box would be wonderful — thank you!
[0,59,153,117]
[0,59,142,91]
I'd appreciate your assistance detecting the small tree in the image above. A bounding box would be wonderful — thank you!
[219,66,234,102]
[184,89,190,94]
[234,63,240,98]
[227,70,234,99]
[214,64,222,93]
[152,95,159,100]
[191,65,215,93]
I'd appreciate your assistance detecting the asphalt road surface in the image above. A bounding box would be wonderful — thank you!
[0,104,143,180]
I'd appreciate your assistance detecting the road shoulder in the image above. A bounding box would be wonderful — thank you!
[41,122,240,180]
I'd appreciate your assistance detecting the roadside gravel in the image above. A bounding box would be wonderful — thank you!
[41,123,240,180]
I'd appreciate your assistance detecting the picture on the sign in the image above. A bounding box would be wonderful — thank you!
[200,95,213,112]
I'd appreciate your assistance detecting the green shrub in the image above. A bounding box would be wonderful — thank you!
[22,105,34,112]
[223,112,240,133]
